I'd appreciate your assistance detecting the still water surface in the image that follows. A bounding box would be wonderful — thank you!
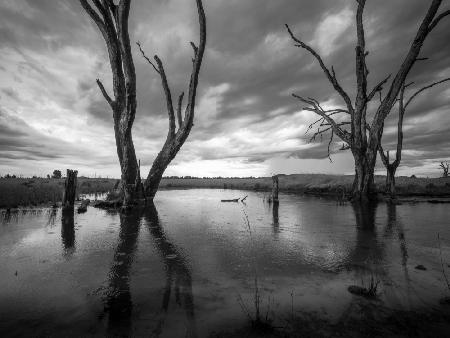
[1,189,449,337]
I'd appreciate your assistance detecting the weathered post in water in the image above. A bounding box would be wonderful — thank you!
[272,175,279,204]
[62,169,78,211]
[62,169,77,255]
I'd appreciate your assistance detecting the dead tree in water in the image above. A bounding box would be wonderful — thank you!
[286,0,449,202]
[440,161,449,177]
[379,78,450,197]
[62,169,78,210]
[137,0,206,201]
[79,0,139,209]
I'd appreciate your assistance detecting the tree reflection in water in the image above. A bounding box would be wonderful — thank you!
[385,203,409,271]
[347,202,411,302]
[350,202,382,267]
[144,203,197,338]
[101,204,197,337]
[104,210,141,337]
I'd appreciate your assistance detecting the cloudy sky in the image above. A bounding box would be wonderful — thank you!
[0,0,449,178]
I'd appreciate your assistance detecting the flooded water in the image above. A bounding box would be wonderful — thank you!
[1,189,450,337]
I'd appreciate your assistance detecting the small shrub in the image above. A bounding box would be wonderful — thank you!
[52,170,62,179]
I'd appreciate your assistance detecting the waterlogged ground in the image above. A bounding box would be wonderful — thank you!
[1,189,450,337]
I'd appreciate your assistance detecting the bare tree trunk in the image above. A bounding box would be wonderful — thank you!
[80,0,139,210]
[63,169,78,210]
[145,148,172,200]
[352,149,376,201]
[120,131,138,208]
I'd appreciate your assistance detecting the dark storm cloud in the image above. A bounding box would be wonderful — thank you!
[0,0,449,175]
[0,109,112,165]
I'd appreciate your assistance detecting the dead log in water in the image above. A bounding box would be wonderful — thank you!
[221,198,240,203]
[63,169,78,211]
[221,195,248,203]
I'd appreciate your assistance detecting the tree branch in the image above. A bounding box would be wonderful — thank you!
[404,77,450,108]
[355,0,368,105]
[294,94,351,144]
[428,9,450,32]
[136,41,160,73]
[367,74,392,102]
[286,24,354,114]
[327,130,335,162]
[371,0,443,134]
[154,55,176,138]
[177,92,185,129]
[96,78,114,107]
[393,85,406,167]
[378,145,389,167]
[79,0,107,38]
[181,0,206,136]
[190,41,198,56]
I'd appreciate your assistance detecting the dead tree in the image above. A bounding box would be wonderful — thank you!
[79,0,139,209]
[137,0,206,200]
[62,169,78,210]
[440,161,449,177]
[286,0,449,201]
[379,78,450,197]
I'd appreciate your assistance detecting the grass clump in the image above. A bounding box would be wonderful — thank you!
[348,274,380,299]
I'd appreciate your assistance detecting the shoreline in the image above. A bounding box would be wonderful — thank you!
[1,174,450,209]
[1,187,450,211]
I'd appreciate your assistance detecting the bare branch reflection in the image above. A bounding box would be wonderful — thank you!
[144,203,197,338]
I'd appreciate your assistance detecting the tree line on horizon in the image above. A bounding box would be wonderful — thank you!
[76,0,449,209]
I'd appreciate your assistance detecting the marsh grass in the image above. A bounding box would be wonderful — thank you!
[0,178,117,208]
[348,272,381,299]
[158,174,450,197]
[237,208,276,333]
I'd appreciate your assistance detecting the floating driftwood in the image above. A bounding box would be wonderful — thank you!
[221,198,239,202]
[221,195,248,203]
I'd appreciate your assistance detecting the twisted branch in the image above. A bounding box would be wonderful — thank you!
[286,24,354,115]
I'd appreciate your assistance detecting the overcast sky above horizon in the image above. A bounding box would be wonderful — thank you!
[0,0,449,178]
